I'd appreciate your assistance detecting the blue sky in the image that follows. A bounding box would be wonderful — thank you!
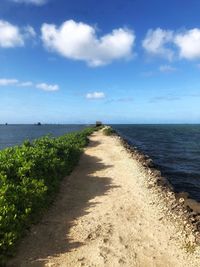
[0,0,200,124]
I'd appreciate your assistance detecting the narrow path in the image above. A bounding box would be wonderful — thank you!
[9,131,200,267]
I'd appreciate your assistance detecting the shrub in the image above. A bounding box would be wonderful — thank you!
[103,126,115,136]
[0,126,95,264]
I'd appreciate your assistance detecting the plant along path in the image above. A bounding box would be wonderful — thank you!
[9,130,200,267]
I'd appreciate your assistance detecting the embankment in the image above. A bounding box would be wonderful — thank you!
[116,133,200,238]
[8,129,200,267]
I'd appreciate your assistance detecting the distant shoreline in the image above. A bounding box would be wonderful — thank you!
[1,123,200,125]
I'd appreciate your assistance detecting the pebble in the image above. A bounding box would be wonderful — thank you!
[179,198,185,204]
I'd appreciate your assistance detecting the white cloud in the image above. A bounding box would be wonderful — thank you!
[86,92,105,99]
[142,28,174,60]
[0,20,24,48]
[11,0,48,5]
[0,79,34,87]
[143,27,200,61]
[0,79,19,86]
[36,83,59,91]
[0,20,36,48]
[0,79,59,92]
[174,29,200,60]
[41,20,135,66]
[159,65,177,73]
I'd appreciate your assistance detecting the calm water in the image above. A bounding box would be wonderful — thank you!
[0,124,87,150]
[112,124,200,202]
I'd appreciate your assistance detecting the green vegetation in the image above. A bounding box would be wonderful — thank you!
[0,126,96,264]
[103,126,115,136]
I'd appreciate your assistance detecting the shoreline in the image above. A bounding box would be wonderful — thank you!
[115,132,200,243]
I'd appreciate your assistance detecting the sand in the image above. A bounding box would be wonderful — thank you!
[8,130,200,267]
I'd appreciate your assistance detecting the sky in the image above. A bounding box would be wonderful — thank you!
[0,0,200,124]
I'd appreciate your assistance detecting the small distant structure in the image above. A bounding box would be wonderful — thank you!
[5,123,8,125]
[36,122,42,126]
[96,121,102,127]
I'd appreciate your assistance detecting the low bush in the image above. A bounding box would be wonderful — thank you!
[103,126,115,136]
[0,126,96,264]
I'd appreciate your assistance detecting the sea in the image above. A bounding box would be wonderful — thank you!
[111,124,200,202]
[0,124,87,150]
[0,124,200,202]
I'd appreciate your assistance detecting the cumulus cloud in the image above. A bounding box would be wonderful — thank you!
[41,20,135,66]
[0,20,36,48]
[86,92,105,99]
[142,28,174,60]
[36,83,59,91]
[11,0,48,5]
[143,27,200,61]
[174,29,200,60]
[159,65,177,73]
[0,78,19,86]
[0,21,24,48]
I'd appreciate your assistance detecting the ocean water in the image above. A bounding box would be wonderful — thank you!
[0,124,87,150]
[112,124,200,202]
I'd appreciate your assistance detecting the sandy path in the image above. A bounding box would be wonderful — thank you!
[8,131,200,267]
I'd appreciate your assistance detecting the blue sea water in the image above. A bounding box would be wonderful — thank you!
[112,124,200,202]
[0,124,87,150]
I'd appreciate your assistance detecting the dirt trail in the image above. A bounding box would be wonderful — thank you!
[8,131,200,267]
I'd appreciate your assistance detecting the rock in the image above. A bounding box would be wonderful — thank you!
[196,222,200,232]
[187,234,196,244]
[179,198,185,204]
[184,198,200,213]
[171,203,179,210]
[143,158,154,168]
[78,257,85,261]
[175,192,189,199]
[156,177,168,187]
[147,182,155,189]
